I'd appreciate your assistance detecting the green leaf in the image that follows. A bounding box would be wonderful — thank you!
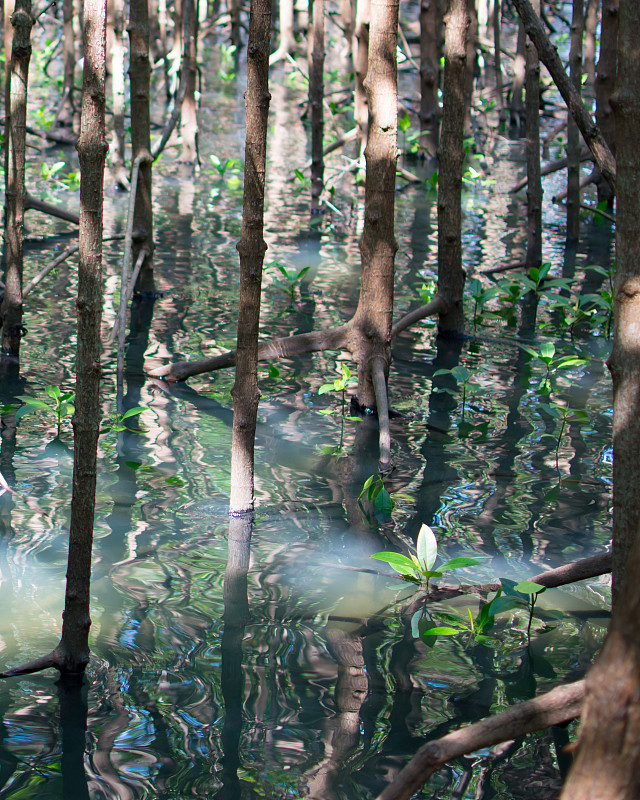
[46,385,62,399]
[438,556,481,571]
[422,626,461,636]
[318,384,333,395]
[539,342,555,361]
[359,475,376,500]
[416,523,438,571]
[513,580,546,595]
[121,406,147,420]
[374,487,394,514]
[370,552,417,573]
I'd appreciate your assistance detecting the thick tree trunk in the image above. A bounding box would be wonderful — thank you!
[419,0,440,159]
[525,0,541,270]
[1,0,33,363]
[595,0,617,205]
[350,0,398,412]
[308,0,324,211]
[559,7,640,792]
[437,0,468,336]
[566,0,584,240]
[229,0,272,514]
[128,0,155,294]
[57,0,108,674]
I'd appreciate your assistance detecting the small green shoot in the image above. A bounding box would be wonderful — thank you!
[518,342,589,393]
[15,384,75,437]
[318,362,357,417]
[371,523,480,591]
[267,260,311,301]
[433,365,475,415]
[539,402,589,478]
[101,406,148,435]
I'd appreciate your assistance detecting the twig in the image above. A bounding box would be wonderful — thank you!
[478,260,526,276]
[374,680,585,800]
[509,149,591,193]
[0,470,53,523]
[25,193,79,225]
[391,296,445,338]
[397,21,420,72]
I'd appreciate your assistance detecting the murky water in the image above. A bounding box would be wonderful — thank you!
[0,15,614,800]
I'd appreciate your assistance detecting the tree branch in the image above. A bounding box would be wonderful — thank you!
[375,680,585,800]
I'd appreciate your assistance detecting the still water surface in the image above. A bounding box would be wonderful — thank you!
[0,25,614,800]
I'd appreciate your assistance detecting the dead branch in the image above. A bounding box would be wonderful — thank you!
[479,261,526,276]
[375,680,585,800]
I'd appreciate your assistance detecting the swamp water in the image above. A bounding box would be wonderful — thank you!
[0,28,614,800]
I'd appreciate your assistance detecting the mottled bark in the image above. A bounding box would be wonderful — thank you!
[525,0,541,269]
[128,0,155,293]
[464,0,476,135]
[437,0,468,336]
[351,0,398,410]
[566,0,584,240]
[1,0,33,362]
[419,0,440,158]
[230,0,272,514]
[58,0,108,673]
[308,0,324,210]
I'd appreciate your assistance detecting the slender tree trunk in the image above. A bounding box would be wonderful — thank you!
[464,0,476,135]
[269,0,295,63]
[583,0,598,90]
[339,0,353,70]
[109,0,128,188]
[437,0,468,336]
[595,0,617,205]
[493,0,503,112]
[54,0,77,129]
[128,0,155,293]
[419,0,440,159]
[509,20,526,131]
[1,0,33,363]
[228,0,242,48]
[180,0,199,164]
[353,0,370,163]
[57,0,108,674]
[229,0,272,515]
[566,0,584,240]
[350,0,398,413]
[308,0,324,211]
[525,0,541,269]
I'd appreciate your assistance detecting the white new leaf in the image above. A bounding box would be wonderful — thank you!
[416,524,438,572]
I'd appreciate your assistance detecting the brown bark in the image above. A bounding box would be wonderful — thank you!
[229,0,272,514]
[1,0,33,362]
[437,0,468,336]
[493,0,504,111]
[375,680,585,800]
[269,0,296,64]
[228,0,242,49]
[464,0,476,135]
[525,0,541,270]
[58,0,108,673]
[308,0,324,211]
[559,8,640,791]
[566,0,584,240]
[350,0,398,411]
[128,0,155,293]
[419,0,440,158]
[511,0,616,194]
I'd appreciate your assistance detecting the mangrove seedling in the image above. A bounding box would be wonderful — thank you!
[433,365,476,416]
[100,405,148,435]
[359,473,395,517]
[267,259,311,301]
[16,384,75,437]
[539,401,589,478]
[319,361,357,416]
[518,341,589,393]
[371,523,480,591]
